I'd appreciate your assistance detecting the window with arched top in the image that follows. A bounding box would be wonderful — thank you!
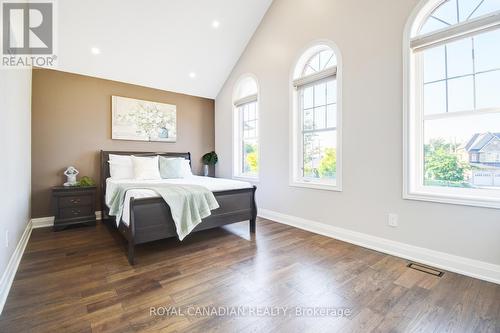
[233,75,259,179]
[301,49,337,76]
[290,42,342,191]
[404,0,500,208]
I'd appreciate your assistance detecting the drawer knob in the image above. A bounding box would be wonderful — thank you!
[70,199,81,204]
[72,209,81,215]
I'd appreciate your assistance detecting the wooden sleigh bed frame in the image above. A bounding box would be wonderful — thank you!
[100,150,257,264]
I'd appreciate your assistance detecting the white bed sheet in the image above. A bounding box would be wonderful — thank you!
[105,176,253,226]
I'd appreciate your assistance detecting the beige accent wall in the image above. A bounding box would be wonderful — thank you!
[32,68,214,218]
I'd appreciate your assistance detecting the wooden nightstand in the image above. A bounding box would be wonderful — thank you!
[52,186,97,231]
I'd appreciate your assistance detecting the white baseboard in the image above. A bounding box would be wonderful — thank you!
[0,220,32,315]
[31,211,102,229]
[258,208,500,285]
[30,216,55,229]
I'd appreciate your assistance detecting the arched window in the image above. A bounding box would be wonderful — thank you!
[404,0,500,208]
[291,42,342,190]
[233,75,259,179]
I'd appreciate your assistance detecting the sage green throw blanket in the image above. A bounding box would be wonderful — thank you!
[108,184,219,240]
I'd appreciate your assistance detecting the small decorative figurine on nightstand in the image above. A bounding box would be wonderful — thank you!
[63,166,79,186]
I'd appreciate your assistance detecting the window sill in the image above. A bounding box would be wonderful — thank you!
[403,190,500,209]
[290,180,342,192]
[233,175,260,183]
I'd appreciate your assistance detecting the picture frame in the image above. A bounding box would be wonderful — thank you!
[111,96,177,142]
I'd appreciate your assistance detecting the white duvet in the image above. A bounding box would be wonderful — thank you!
[105,176,253,226]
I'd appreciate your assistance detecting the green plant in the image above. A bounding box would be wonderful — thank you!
[318,148,337,178]
[424,139,468,184]
[78,176,95,187]
[202,151,218,166]
[244,143,258,173]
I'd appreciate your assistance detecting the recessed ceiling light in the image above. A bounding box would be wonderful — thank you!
[91,47,100,55]
[189,72,196,78]
[212,20,220,28]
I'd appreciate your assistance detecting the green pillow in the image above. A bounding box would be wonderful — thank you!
[159,156,185,179]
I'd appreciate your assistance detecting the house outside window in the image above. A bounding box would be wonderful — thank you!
[290,42,342,191]
[233,75,259,180]
[404,0,500,207]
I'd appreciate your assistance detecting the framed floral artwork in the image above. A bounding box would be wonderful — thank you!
[111,96,177,142]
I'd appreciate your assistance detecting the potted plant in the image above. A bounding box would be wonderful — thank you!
[77,176,96,187]
[202,151,218,177]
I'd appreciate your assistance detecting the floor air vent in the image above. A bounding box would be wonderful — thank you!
[407,262,444,277]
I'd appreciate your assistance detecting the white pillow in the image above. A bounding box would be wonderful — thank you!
[108,155,134,179]
[132,155,161,180]
[109,154,133,164]
[109,161,134,179]
[181,160,193,177]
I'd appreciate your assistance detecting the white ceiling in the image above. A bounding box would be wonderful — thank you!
[55,0,272,99]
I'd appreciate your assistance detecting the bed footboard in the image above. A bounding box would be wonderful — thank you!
[126,186,257,264]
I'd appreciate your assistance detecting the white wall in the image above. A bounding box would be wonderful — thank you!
[215,0,500,266]
[0,68,32,283]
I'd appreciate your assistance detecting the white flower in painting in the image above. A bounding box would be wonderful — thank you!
[123,103,170,140]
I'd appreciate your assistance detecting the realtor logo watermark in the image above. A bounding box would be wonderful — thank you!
[150,305,353,318]
[1,0,57,67]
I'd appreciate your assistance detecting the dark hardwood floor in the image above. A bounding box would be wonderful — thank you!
[0,218,499,332]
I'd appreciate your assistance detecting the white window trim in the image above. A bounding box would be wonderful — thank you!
[289,40,343,192]
[234,94,258,107]
[403,0,500,209]
[293,67,337,88]
[411,10,500,51]
[232,74,260,182]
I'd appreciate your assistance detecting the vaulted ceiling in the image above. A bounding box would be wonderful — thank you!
[56,0,272,98]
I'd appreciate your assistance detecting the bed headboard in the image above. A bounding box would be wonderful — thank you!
[99,150,191,220]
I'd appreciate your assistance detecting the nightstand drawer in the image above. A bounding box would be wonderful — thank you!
[59,195,92,208]
[59,205,94,219]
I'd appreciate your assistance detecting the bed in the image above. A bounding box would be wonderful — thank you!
[100,150,257,264]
